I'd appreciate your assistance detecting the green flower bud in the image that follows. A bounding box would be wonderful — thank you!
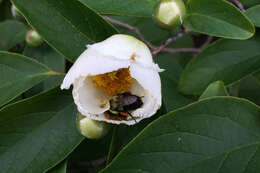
[76,113,110,139]
[26,29,44,47]
[154,0,186,29]
[11,4,23,19]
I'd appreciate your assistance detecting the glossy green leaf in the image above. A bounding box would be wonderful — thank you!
[106,106,167,165]
[79,0,157,17]
[246,5,260,27]
[47,160,67,173]
[179,35,260,95]
[11,0,117,62]
[101,97,260,173]
[23,44,65,96]
[0,20,27,51]
[184,0,255,39]
[199,81,228,100]
[0,88,83,173]
[11,0,88,62]
[46,0,118,42]
[0,51,57,107]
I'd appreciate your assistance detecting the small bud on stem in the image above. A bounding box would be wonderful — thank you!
[154,0,186,29]
[76,113,110,139]
[26,29,44,47]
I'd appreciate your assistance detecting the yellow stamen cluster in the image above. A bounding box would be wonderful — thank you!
[92,68,133,96]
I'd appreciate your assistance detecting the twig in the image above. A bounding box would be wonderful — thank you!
[228,0,245,12]
[104,16,197,56]
[162,47,200,54]
[152,28,191,55]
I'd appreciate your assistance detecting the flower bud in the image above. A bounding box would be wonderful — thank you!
[76,113,110,139]
[154,0,186,29]
[26,29,44,47]
[11,4,23,19]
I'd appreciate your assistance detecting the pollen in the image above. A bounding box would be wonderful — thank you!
[92,68,133,96]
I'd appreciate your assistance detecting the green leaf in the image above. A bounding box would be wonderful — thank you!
[0,20,27,51]
[106,106,167,165]
[246,5,260,27]
[46,0,118,42]
[23,44,65,96]
[0,51,57,107]
[47,160,67,173]
[101,97,260,173]
[179,35,260,95]
[0,88,83,173]
[199,81,228,100]
[184,0,255,39]
[11,0,117,62]
[79,0,157,17]
[11,0,88,62]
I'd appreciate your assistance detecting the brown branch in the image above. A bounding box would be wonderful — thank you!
[162,47,200,54]
[104,16,198,56]
[228,0,245,12]
[152,28,191,56]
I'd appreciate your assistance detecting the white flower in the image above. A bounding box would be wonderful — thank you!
[61,34,163,125]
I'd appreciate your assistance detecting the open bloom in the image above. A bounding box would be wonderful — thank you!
[61,34,163,125]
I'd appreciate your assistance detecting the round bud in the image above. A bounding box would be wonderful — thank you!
[11,4,23,19]
[76,113,110,139]
[154,0,186,29]
[26,29,44,47]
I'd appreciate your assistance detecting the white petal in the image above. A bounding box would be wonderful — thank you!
[61,34,163,125]
[129,63,162,118]
[88,34,154,68]
[61,48,130,89]
[73,76,110,114]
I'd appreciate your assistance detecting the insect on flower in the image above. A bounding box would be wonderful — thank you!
[61,34,163,125]
[105,92,144,122]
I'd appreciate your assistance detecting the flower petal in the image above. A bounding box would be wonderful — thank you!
[88,34,154,68]
[73,76,110,114]
[61,48,130,89]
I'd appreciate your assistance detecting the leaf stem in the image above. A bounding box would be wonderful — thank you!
[151,28,191,56]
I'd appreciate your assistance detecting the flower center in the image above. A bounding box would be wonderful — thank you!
[92,68,133,96]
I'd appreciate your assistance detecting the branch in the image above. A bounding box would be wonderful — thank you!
[162,47,200,54]
[152,28,191,55]
[228,0,245,12]
[104,16,197,56]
